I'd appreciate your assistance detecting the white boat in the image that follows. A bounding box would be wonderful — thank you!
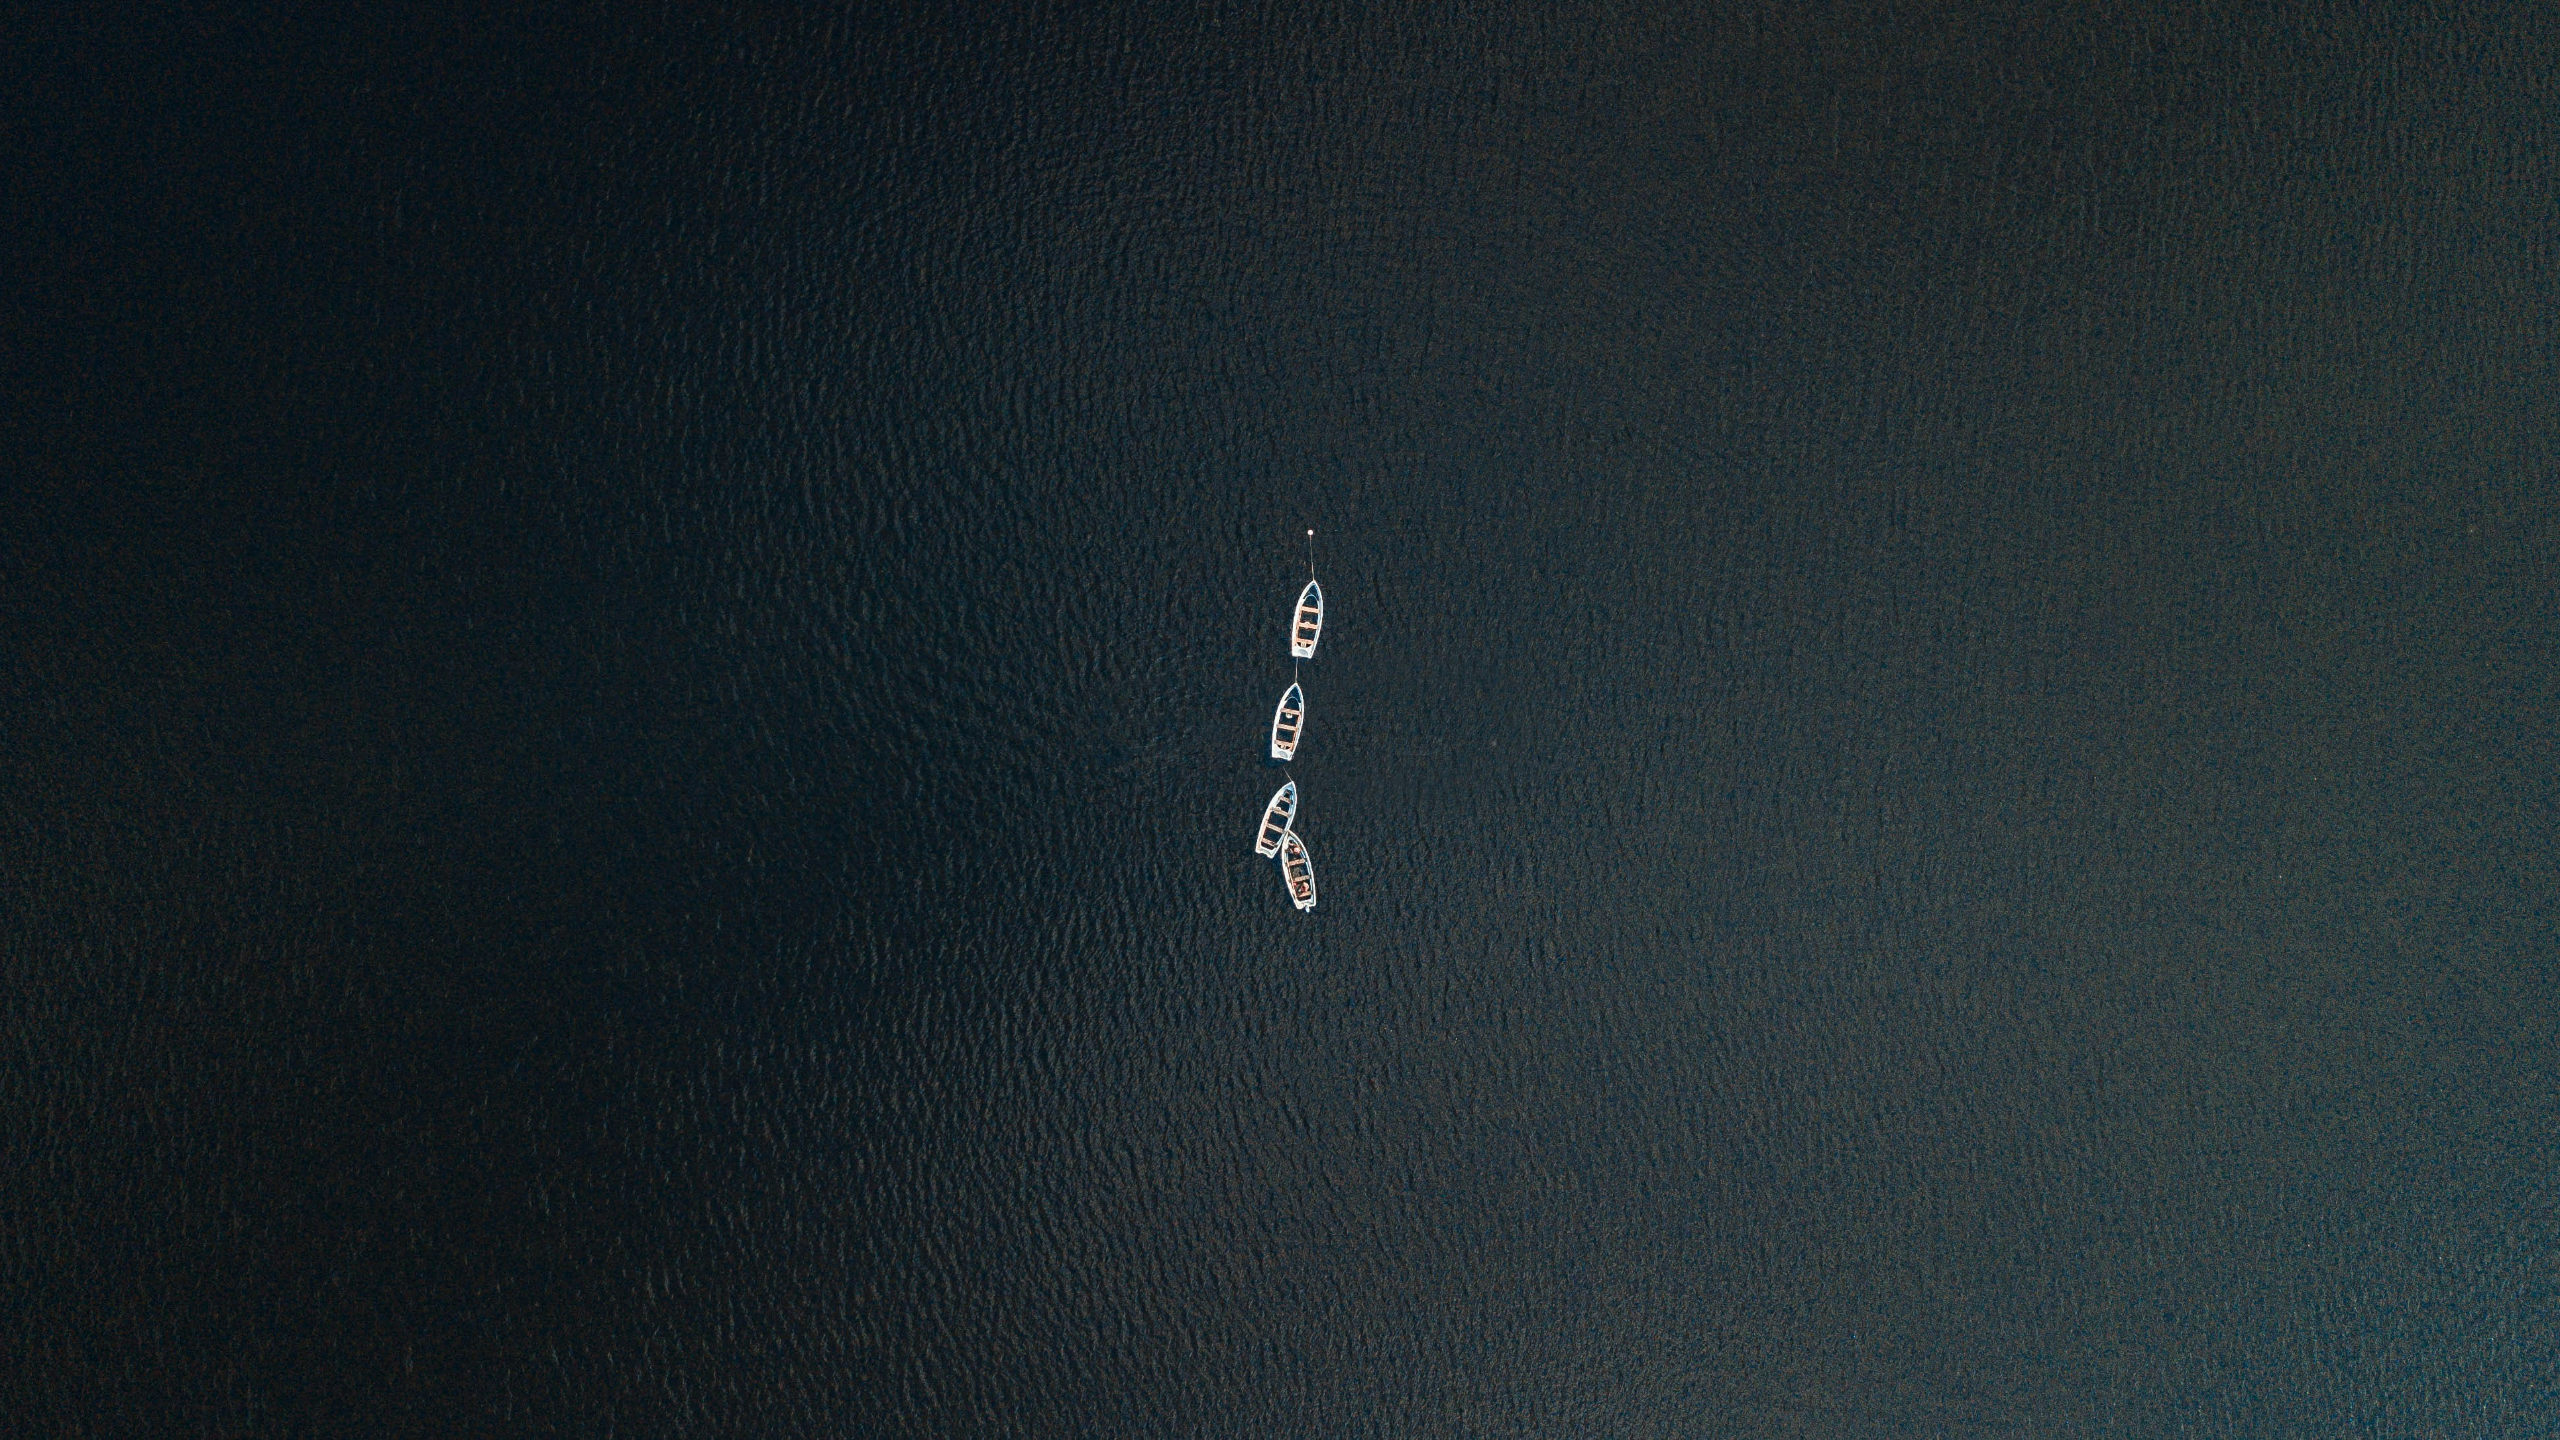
[1291,580,1324,659]
[1279,828,1316,910]
[1269,681,1303,761]
[1254,780,1298,857]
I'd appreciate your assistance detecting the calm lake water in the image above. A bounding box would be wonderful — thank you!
[11,3,2558,1433]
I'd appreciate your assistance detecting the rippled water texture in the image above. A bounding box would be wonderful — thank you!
[10,3,2559,1433]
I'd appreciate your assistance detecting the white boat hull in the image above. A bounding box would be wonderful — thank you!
[1269,682,1303,761]
[1280,829,1316,910]
[1291,579,1324,659]
[1255,781,1297,857]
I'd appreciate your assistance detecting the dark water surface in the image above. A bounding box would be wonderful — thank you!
[10,3,2560,1433]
